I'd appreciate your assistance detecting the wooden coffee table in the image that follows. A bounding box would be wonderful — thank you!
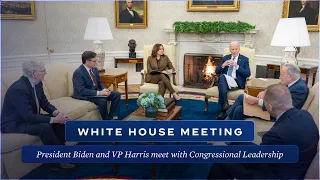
[124,106,182,120]
[114,106,182,180]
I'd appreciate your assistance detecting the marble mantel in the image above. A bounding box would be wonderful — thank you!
[164,28,258,48]
[163,28,259,85]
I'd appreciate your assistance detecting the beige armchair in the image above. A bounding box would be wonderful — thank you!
[140,44,179,94]
[204,47,255,112]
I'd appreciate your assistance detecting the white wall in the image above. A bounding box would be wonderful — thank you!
[2,1,319,84]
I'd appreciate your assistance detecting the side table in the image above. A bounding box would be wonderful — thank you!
[114,57,143,68]
[99,68,128,108]
[266,64,318,86]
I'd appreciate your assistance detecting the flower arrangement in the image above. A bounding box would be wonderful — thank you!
[137,92,165,109]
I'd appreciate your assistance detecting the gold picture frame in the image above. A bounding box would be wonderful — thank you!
[115,0,148,28]
[1,1,36,20]
[282,0,319,32]
[187,0,240,12]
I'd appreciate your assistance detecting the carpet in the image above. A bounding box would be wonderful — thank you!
[22,96,221,179]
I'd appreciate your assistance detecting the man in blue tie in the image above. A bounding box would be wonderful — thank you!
[215,42,251,120]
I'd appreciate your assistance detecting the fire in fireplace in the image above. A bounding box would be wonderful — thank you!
[184,53,222,89]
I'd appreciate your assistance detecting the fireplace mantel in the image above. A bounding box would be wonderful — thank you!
[164,28,259,48]
[164,28,259,85]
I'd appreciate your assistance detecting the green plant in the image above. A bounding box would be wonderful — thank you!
[137,92,165,109]
[173,21,255,34]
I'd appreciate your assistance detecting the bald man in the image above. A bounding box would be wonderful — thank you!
[216,42,251,120]
[207,84,319,179]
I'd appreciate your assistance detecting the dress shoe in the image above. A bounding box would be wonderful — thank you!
[216,111,227,120]
[51,163,76,172]
[222,102,230,111]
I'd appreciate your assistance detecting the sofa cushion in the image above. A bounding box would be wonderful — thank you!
[42,97,98,120]
[1,133,41,153]
[206,86,245,100]
[304,148,319,179]
[302,82,319,128]
[43,64,73,99]
[246,117,274,144]
[68,71,74,97]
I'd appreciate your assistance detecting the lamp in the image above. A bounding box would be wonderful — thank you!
[270,18,310,66]
[84,17,113,72]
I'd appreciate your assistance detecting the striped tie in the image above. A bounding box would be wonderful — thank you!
[227,57,236,76]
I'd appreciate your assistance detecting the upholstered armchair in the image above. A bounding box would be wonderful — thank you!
[204,47,255,112]
[140,44,179,95]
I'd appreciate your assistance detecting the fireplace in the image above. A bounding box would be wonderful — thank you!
[183,53,222,89]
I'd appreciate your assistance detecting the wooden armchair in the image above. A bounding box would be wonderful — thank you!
[204,46,256,112]
[140,44,179,94]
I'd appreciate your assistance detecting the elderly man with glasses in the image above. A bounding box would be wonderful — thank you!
[1,60,75,171]
[72,51,121,120]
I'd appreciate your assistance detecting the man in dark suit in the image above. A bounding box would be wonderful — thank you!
[216,42,251,120]
[226,63,309,120]
[119,0,143,23]
[1,60,75,171]
[291,0,318,25]
[207,84,319,179]
[73,51,121,120]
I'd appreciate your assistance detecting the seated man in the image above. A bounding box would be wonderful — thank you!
[1,60,75,171]
[216,41,251,120]
[227,63,308,120]
[207,84,319,179]
[72,51,120,120]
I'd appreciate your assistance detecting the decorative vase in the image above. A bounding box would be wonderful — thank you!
[145,106,157,118]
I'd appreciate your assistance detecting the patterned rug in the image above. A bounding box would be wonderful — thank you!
[120,91,235,104]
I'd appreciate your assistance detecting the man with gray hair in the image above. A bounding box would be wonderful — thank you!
[1,60,75,171]
[226,63,308,120]
[208,84,319,179]
[216,41,251,120]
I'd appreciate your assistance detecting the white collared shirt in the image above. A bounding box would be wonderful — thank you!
[127,8,134,17]
[258,78,300,106]
[287,78,300,88]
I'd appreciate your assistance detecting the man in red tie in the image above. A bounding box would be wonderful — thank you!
[72,51,121,120]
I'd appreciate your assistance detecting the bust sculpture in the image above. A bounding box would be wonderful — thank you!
[128,39,137,58]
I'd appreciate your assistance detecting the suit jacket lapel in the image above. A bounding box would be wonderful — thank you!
[21,76,37,111]
[159,56,165,70]
[237,54,242,66]
[80,65,92,82]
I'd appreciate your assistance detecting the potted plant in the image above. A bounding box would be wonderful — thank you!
[137,92,165,118]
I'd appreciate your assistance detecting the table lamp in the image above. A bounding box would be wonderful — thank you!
[84,17,113,72]
[270,18,310,66]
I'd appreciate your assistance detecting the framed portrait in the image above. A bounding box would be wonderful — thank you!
[282,0,319,32]
[187,0,240,12]
[115,0,148,28]
[1,1,36,20]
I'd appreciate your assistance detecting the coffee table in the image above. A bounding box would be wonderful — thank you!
[113,106,182,180]
[124,106,182,120]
